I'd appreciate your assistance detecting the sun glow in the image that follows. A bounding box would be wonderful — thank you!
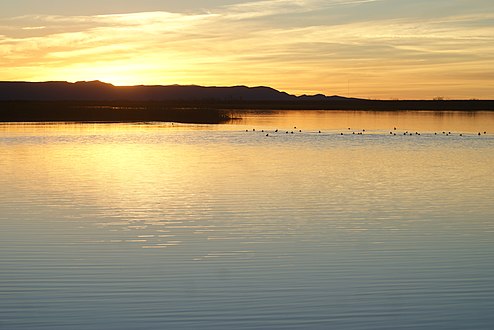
[1,1,493,99]
[59,63,180,87]
[79,72,145,87]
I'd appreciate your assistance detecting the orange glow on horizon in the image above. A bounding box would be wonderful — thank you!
[1,3,493,99]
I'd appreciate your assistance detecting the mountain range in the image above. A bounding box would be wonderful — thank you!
[1,81,493,113]
[0,81,351,102]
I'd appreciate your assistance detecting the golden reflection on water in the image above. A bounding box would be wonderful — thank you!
[236,110,494,133]
[1,114,493,254]
[1,113,494,329]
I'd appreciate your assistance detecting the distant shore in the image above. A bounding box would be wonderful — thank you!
[0,101,231,124]
[1,100,493,124]
[1,81,493,123]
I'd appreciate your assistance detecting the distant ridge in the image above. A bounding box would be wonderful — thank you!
[1,81,493,113]
[0,81,356,102]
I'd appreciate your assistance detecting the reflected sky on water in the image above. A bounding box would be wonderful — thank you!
[1,111,494,329]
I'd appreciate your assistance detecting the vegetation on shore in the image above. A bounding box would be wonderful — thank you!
[1,99,493,123]
[0,101,231,124]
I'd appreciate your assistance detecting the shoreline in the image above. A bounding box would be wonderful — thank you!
[1,100,493,124]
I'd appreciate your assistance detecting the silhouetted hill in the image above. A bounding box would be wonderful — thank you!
[0,81,493,118]
[0,81,363,102]
[0,81,302,101]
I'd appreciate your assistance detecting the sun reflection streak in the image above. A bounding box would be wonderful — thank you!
[1,114,493,254]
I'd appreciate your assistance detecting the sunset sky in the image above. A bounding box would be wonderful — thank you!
[1,0,493,99]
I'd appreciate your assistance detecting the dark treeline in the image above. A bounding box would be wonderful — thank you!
[1,99,493,123]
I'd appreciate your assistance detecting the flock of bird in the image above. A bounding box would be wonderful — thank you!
[245,127,488,137]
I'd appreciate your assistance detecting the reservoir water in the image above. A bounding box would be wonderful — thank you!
[1,111,494,329]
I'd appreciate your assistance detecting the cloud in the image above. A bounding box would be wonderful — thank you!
[0,0,493,98]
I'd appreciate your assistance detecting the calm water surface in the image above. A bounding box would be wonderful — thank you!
[1,111,494,329]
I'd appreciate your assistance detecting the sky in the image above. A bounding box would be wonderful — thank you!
[1,0,493,99]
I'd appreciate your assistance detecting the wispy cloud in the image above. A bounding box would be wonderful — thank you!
[0,0,493,98]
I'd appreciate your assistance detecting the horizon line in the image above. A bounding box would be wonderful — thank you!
[1,80,492,101]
